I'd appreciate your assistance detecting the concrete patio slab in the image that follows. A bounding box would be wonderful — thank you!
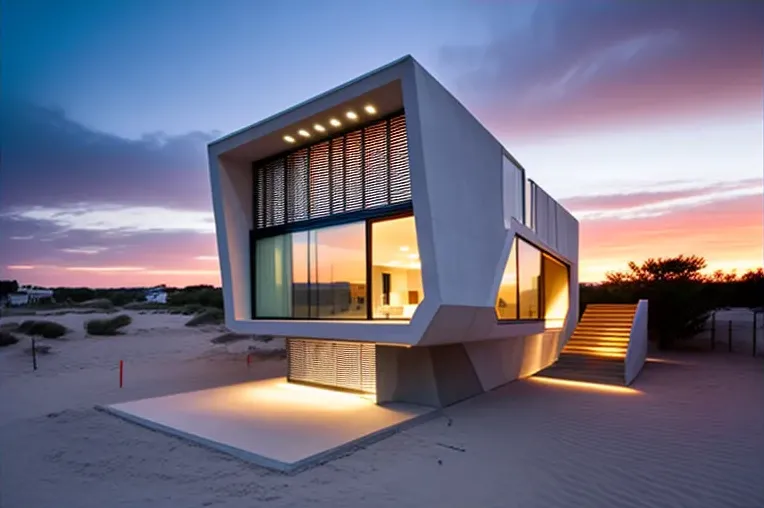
[98,377,435,472]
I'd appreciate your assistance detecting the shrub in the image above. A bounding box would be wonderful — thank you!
[185,308,224,327]
[85,314,133,336]
[210,332,252,344]
[77,298,114,310]
[181,304,205,315]
[0,322,19,331]
[123,301,166,311]
[0,331,19,347]
[17,320,68,338]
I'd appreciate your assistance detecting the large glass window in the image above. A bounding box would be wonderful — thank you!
[371,216,423,320]
[518,239,542,319]
[502,155,525,228]
[496,238,518,320]
[494,236,547,321]
[254,213,422,320]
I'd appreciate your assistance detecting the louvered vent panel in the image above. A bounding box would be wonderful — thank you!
[287,339,377,394]
[344,130,364,212]
[253,113,411,230]
[271,159,286,226]
[255,167,267,229]
[363,121,389,209]
[389,115,411,203]
[309,142,331,219]
[286,149,309,222]
[330,138,345,214]
[359,344,377,394]
[263,162,275,227]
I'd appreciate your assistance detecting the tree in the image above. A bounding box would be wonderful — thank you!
[603,255,715,349]
[0,280,19,297]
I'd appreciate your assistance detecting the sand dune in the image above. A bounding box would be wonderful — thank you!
[1,311,763,507]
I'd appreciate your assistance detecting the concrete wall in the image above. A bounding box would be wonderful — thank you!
[376,329,566,408]
[625,299,649,385]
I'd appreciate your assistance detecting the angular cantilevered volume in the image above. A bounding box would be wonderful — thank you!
[208,56,579,407]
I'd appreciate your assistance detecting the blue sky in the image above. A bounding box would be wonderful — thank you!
[1,0,762,286]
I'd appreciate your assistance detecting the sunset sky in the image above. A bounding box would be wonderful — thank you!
[1,0,762,287]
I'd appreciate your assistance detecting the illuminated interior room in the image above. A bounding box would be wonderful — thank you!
[208,55,581,407]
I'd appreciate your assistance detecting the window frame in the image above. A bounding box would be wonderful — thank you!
[251,205,417,321]
[496,235,570,324]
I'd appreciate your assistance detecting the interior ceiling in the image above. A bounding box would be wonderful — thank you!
[372,216,420,269]
[224,80,403,163]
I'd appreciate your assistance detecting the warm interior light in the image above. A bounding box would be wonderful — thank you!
[408,254,419,260]
[530,376,640,395]
[329,118,341,127]
[399,246,410,252]
[314,123,326,133]
[298,129,311,138]
[364,104,377,115]
[346,111,358,120]
[283,135,296,143]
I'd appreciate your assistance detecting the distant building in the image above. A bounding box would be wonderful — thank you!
[145,287,168,304]
[8,285,54,306]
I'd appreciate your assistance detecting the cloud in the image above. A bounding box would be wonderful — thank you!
[441,1,764,138]
[562,178,764,220]
[0,101,221,283]
[578,193,763,282]
[0,100,216,212]
[3,204,215,234]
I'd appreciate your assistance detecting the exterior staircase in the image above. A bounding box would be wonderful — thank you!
[538,303,638,385]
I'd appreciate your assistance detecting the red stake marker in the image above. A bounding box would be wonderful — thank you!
[246,354,251,368]
[119,360,123,388]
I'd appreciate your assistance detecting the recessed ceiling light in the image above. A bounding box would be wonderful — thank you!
[329,118,341,127]
[283,135,296,143]
[314,123,326,133]
[346,111,358,120]
[298,129,311,138]
[364,104,377,115]
[408,253,419,260]
[399,246,409,252]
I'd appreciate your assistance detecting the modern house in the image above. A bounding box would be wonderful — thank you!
[208,55,583,408]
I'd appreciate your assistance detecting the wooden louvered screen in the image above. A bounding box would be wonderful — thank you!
[254,113,411,230]
[287,339,377,394]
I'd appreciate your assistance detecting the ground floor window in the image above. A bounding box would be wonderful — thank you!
[495,236,569,324]
[253,211,422,321]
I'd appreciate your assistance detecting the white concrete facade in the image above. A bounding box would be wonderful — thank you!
[208,56,579,405]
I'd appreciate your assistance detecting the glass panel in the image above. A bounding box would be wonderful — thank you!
[255,234,293,317]
[502,156,524,227]
[495,238,518,320]
[518,239,542,319]
[543,253,569,328]
[314,222,367,319]
[291,231,310,318]
[371,215,422,320]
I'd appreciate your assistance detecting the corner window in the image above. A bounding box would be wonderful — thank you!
[495,236,565,323]
[371,215,422,320]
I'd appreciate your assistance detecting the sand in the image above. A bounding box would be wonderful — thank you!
[1,311,763,508]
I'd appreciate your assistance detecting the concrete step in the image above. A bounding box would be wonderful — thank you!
[562,346,627,358]
[554,354,624,369]
[571,330,632,339]
[566,339,630,349]
[576,321,633,328]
